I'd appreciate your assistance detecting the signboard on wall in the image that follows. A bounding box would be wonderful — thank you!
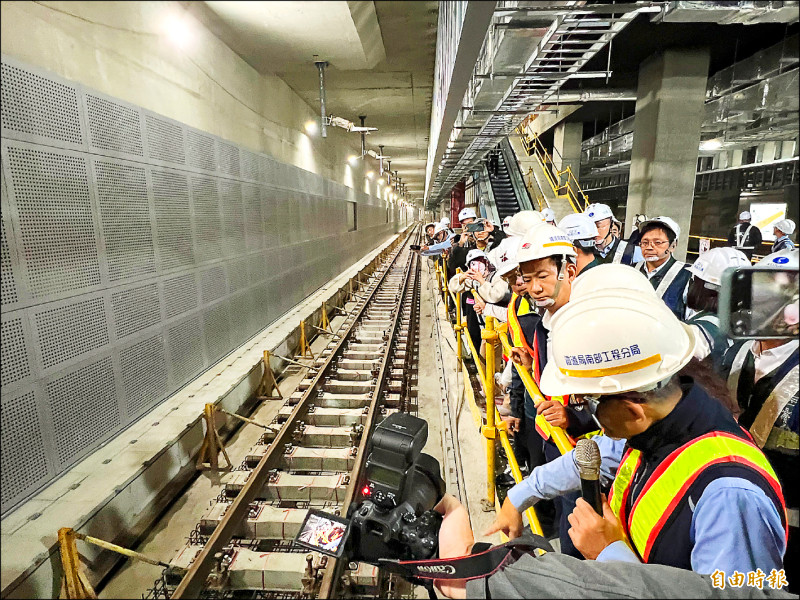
[698,238,711,254]
[750,203,787,242]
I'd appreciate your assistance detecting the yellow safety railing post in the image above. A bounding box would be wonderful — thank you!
[58,527,97,600]
[453,269,464,362]
[481,316,498,508]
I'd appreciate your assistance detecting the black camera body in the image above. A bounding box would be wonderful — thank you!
[348,412,445,562]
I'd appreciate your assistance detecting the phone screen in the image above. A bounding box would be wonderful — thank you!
[295,509,351,557]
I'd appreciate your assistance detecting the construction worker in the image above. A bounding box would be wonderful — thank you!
[487,275,787,575]
[557,213,600,275]
[446,207,479,277]
[424,221,437,243]
[684,247,750,366]
[722,248,799,590]
[585,203,642,265]
[484,211,544,303]
[727,211,762,260]
[510,223,598,557]
[541,207,556,226]
[772,219,796,253]
[634,216,692,319]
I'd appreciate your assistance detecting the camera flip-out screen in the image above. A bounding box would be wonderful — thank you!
[295,509,352,558]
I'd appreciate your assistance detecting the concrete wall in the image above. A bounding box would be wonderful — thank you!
[0,1,404,515]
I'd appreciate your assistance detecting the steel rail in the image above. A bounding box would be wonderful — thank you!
[318,231,420,598]
[172,228,417,599]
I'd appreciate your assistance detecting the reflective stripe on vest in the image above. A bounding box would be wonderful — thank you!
[612,239,629,264]
[749,363,799,449]
[636,260,686,299]
[609,431,786,563]
[507,293,535,356]
[735,224,755,250]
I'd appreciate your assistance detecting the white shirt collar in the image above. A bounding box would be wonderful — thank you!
[642,257,672,280]
[751,339,800,383]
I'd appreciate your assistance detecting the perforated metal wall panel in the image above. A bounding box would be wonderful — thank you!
[0,55,399,514]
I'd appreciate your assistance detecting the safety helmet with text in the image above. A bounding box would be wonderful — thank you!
[458,207,477,222]
[539,290,697,396]
[516,223,577,265]
[506,210,545,238]
[585,203,614,224]
[687,247,750,289]
[758,248,799,269]
[558,213,599,249]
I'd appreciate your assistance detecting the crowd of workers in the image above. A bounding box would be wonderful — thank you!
[414,205,798,598]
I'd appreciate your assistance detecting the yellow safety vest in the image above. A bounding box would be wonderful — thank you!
[506,292,534,353]
[609,431,787,563]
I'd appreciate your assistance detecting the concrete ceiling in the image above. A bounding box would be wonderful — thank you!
[188,1,438,199]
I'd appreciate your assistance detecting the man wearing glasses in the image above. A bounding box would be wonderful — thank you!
[634,216,692,319]
[485,274,787,576]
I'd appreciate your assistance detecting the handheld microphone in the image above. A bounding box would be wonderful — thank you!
[574,438,603,515]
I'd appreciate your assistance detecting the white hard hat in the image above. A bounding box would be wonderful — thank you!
[540,290,697,396]
[571,264,657,300]
[425,221,438,230]
[558,213,599,248]
[441,217,451,226]
[466,248,489,264]
[585,203,614,223]
[506,210,545,238]
[433,222,448,236]
[495,237,522,277]
[541,207,556,222]
[758,248,799,269]
[739,211,751,221]
[639,216,681,242]
[634,214,649,225]
[774,218,796,235]
[687,247,750,288]
[516,223,577,264]
[502,215,513,228]
[458,207,477,222]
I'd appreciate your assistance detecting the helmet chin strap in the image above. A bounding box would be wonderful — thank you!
[534,258,568,309]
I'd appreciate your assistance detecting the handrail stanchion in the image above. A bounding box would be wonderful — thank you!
[481,317,498,508]
[454,269,463,363]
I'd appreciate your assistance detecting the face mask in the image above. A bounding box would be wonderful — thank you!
[643,244,671,262]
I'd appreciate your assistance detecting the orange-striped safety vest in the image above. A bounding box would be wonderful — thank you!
[506,292,534,355]
[609,431,787,564]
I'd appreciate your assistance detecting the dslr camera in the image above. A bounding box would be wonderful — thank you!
[296,412,445,563]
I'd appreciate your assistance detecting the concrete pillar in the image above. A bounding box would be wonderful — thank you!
[730,149,744,167]
[761,141,777,163]
[625,49,710,261]
[553,121,584,185]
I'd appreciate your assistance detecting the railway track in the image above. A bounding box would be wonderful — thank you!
[147,226,421,600]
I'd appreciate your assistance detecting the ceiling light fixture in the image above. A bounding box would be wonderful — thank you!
[304,120,318,135]
[699,139,723,151]
[161,12,193,49]
[366,171,374,179]
[348,155,359,165]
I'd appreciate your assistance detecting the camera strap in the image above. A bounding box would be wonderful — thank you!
[376,533,554,582]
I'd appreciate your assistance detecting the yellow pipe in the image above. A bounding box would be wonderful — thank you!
[497,330,574,455]
[483,316,497,506]
[454,272,463,362]
[496,416,544,536]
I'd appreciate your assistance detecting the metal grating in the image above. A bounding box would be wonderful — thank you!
[95,160,156,281]
[240,150,258,181]
[201,266,227,304]
[7,146,100,298]
[111,283,161,339]
[186,130,216,171]
[229,292,252,343]
[163,273,198,319]
[1,212,19,306]
[220,179,245,256]
[48,356,120,469]
[152,169,194,271]
[34,297,109,370]
[203,301,231,362]
[120,334,168,417]
[1,390,49,511]
[191,176,222,263]
[1,318,30,388]
[145,114,185,164]
[0,62,83,145]
[217,141,240,177]
[167,317,204,384]
[86,94,143,156]
[227,257,249,293]
[243,184,263,250]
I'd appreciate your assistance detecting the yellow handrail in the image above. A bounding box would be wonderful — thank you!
[497,329,574,455]
[445,278,542,534]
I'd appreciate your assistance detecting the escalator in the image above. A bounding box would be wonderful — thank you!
[486,138,534,221]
